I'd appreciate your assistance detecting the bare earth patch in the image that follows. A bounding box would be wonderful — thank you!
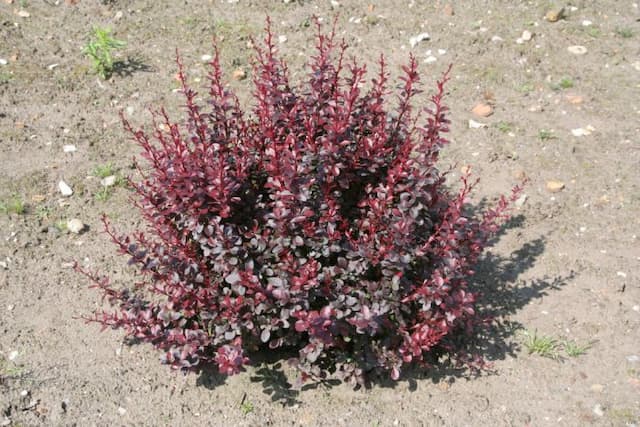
[0,1,638,425]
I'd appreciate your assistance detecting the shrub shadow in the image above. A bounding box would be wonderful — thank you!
[113,56,152,78]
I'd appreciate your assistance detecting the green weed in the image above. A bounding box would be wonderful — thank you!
[538,129,555,141]
[552,77,574,90]
[562,339,593,357]
[94,187,114,202]
[83,27,126,79]
[240,400,254,415]
[522,330,561,359]
[0,195,26,215]
[55,220,68,232]
[93,162,116,178]
[496,121,513,133]
[35,205,52,220]
[517,81,535,94]
[616,27,633,39]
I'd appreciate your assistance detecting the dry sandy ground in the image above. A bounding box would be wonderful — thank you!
[1,1,639,426]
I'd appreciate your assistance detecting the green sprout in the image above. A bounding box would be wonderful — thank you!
[239,400,254,415]
[616,27,633,39]
[83,27,126,79]
[522,330,561,359]
[538,129,555,141]
[562,339,594,357]
[496,121,513,133]
[93,162,116,178]
[0,195,26,215]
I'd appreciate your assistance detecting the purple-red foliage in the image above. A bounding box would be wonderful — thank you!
[79,19,522,386]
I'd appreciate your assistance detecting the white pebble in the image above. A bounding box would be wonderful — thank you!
[67,218,85,234]
[126,106,134,116]
[63,145,77,153]
[468,119,487,129]
[593,404,604,417]
[114,10,123,20]
[100,175,117,187]
[515,194,528,207]
[0,58,7,66]
[118,407,127,416]
[278,35,288,43]
[632,305,640,312]
[491,35,504,42]
[617,271,627,278]
[58,180,73,197]
[567,45,587,55]
[581,20,592,26]
[423,55,437,64]
[201,54,212,62]
[521,30,533,41]
[437,49,447,55]
[8,350,18,361]
[628,355,640,362]
[409,32,430,48]
[47,63,59,70]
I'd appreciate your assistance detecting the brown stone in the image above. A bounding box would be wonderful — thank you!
[471,102,493,117]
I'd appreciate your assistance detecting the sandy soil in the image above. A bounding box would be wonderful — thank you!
[1,1,639,426]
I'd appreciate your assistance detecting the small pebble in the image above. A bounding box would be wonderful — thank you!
[118,407,127,416]
[468,119,487,129]
[567,45,587,55]
[58,180,73,196]
[582,20,593,26]
[63,144,77,153]
[565,94,584,104]
[546,180,565,193]
[114,10,123,20]
[278,35,287,43]
[633,305,640,312]
[571,125,595,137]
[437,49,447,55]
[521,30,533,41]
[471,102,493,117]
[8,350,18,361]
[545,8,565,22]
[590,384,604,393]
[423,55,437,64]
[100,175,117,187]
[17,10,30,18]
[201,54,212,62]
[409,32,430,48]
[514,194,528,207]
[617,271,627,278]
[67,218,85,234]
[491,35,504,42]
[627,355,640,363]
[232,68,246,80]
[593,404,604,417]
[0,58,7,66]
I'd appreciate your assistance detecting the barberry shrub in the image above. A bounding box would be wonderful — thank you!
[79,20,521,386]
